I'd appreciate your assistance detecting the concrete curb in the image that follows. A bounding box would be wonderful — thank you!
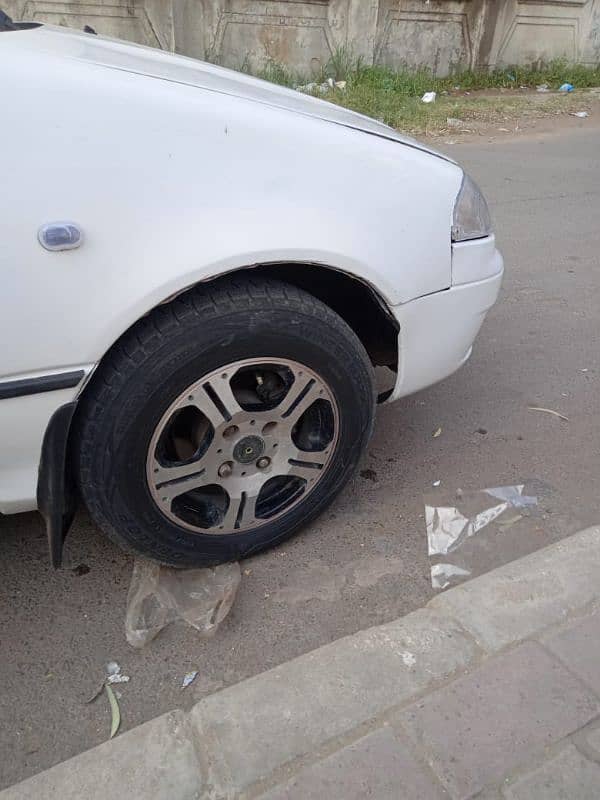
[3,526,600,800]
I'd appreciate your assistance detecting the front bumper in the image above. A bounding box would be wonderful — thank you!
[388,238,503,402]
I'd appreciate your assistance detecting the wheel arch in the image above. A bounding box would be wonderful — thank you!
[218,263,399,368]
[84,261,400,397]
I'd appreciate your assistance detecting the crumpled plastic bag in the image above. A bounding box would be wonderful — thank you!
[125,559,241,648]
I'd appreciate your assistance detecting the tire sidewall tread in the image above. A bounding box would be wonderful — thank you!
[76,278,376,566]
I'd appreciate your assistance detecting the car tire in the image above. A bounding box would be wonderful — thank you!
[75,277,376,566]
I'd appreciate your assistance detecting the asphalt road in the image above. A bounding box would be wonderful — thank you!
[1,119,600,789]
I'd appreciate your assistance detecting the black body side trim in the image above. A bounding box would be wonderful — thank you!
[37,402,78,568]
[0,370,84,400]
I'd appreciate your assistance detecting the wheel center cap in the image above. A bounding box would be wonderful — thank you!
[233,435,266,464]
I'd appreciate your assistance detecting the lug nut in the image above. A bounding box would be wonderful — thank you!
[218,462,233,478]
[256,457,271,469]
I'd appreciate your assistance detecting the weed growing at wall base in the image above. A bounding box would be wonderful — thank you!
[246,54,600,134]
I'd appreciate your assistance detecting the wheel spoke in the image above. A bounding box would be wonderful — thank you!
[240,491,258,527]
[152,459,206,487]
[279,375,326,427]
[221,489,259,531]
[220,495,241,531]
[151,460,208,504]
[190,376,244,428]
[286,450,328,482]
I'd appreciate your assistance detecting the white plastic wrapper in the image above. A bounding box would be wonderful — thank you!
[430,563,471,590]
[125,559,241,648]
[425,483,545,592]
[426,484,538,557]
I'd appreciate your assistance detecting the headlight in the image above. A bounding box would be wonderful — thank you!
[452,173,492,242]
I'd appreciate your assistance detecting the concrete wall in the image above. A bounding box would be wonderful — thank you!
[5,1,600,75]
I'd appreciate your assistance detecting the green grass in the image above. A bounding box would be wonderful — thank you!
[246,52,600,133]
[252,52,600,93]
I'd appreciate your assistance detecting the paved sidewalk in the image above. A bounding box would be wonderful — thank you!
[3,526,600,800]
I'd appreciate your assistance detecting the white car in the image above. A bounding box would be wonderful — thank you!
[0,15,503,567]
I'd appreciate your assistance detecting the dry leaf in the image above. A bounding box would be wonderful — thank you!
[497,513,523,529]
[105,684,121,739]
[85,682,105,704]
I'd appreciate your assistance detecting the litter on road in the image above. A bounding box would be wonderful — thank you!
[85,668,125,739]
[105,662,130,685]
[296,79,346,94]
[431,562,471,590]
[570,111,589,118]
[528,405,569,421]
[425,483,548,590]
[182,671,198,689]
[86,662,131,704]
[559,83,574,93]
[125,559,241,648]
[426,484,538,559]
[421,91,436,103]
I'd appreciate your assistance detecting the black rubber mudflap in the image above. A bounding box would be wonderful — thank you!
[37,402,78,567]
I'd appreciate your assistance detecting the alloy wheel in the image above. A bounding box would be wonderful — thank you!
[146,357,339,534]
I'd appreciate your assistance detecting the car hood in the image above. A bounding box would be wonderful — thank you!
[20,25,452,162]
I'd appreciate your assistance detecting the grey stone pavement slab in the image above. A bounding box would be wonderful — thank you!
[257,726,448,800]
[503,744,600,800]
[398,640,600,798]
[2,527,600,800]
[586,726,600,757]
[191,608,479,794]
[544,613,600,695]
